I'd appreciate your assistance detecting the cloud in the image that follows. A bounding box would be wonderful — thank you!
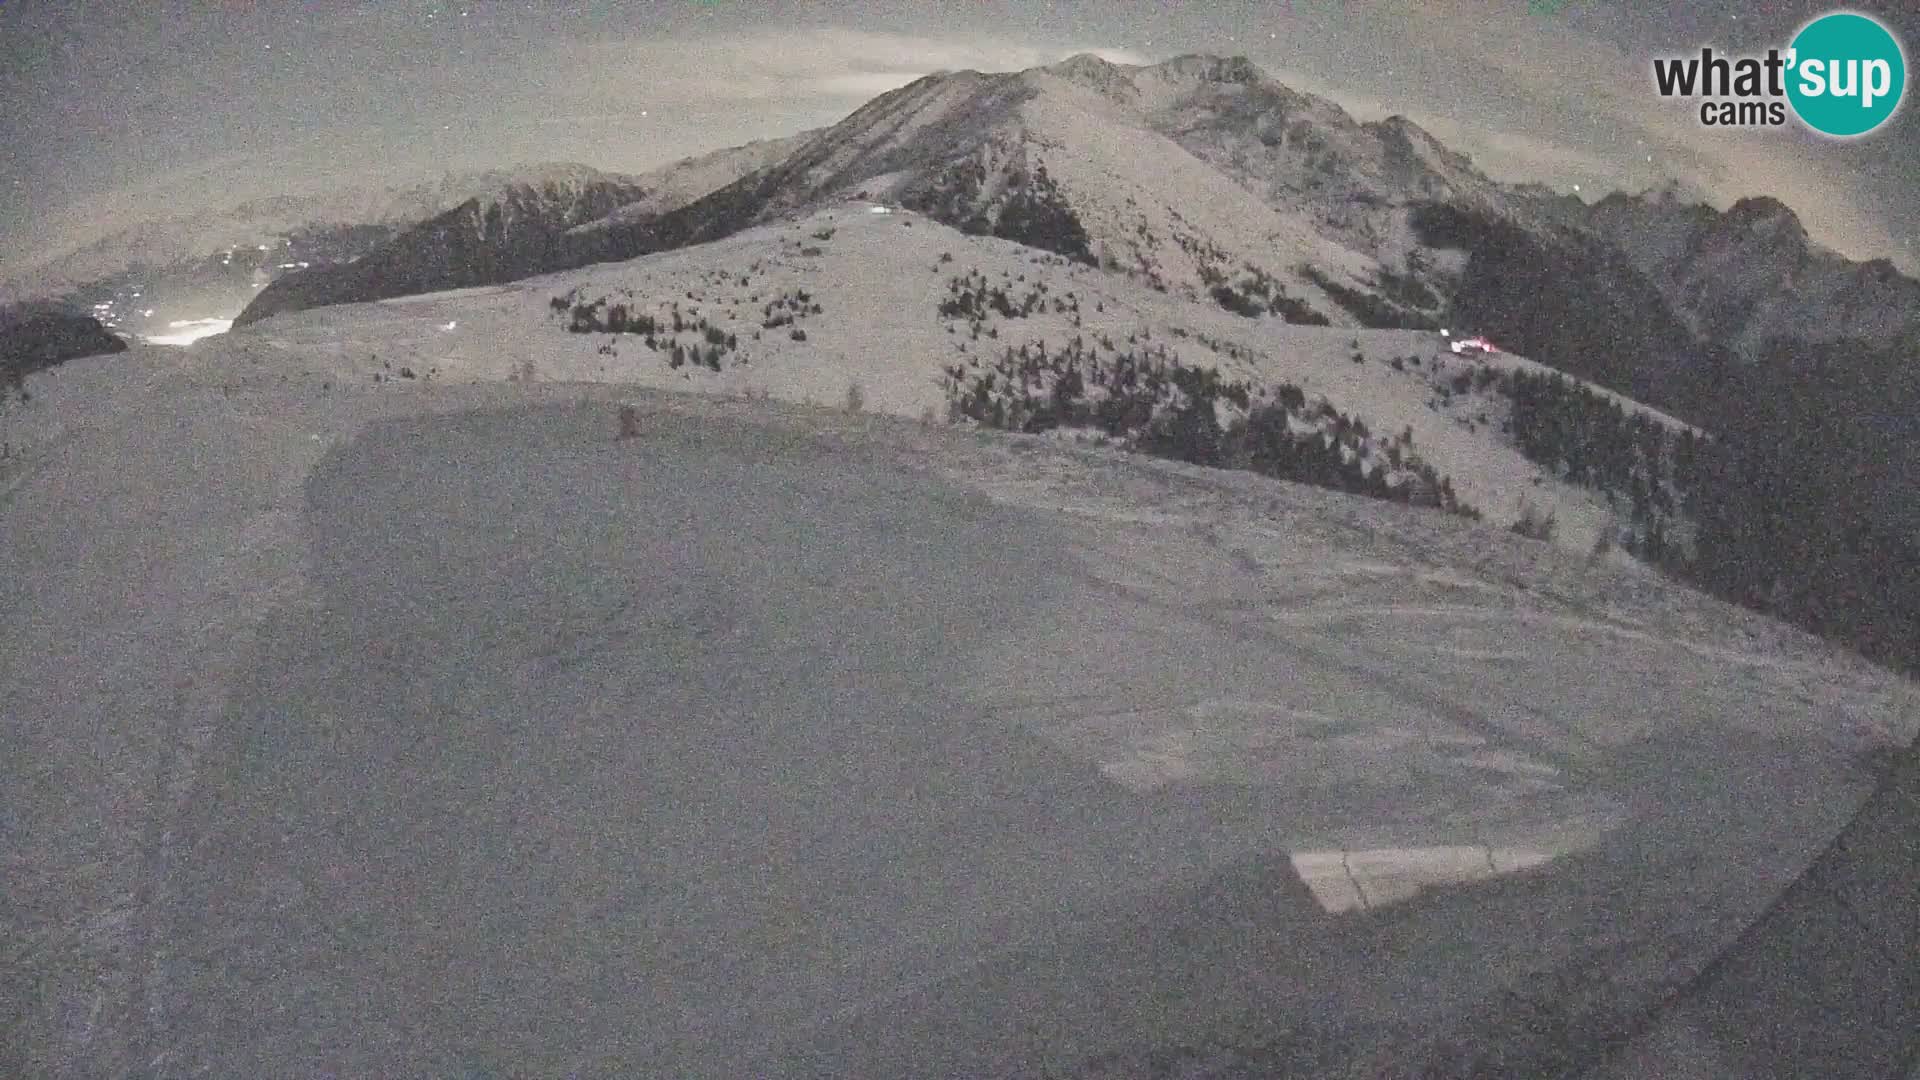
[541,28,1149,108]
[8,26,1153,275]
[811,72,930,98]
[1425,118,1652,182]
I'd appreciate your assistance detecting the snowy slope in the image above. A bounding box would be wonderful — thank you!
[568,132,821,234]
[1014,67,1380,304]
[218,204,1688,554]
[10,298,1916,1077]
[10,196,1919,1080]
[1062,53,1508,260]
[1222,324,1701,553]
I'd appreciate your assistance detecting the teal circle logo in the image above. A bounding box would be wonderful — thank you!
[1786,11,1906,137]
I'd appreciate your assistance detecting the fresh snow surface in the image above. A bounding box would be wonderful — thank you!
[224,204,1687,555]
[3,344,1914,1076]
[1017,69,1380,302]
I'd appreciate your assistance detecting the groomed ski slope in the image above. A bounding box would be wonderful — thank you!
[4,333,1915,1075]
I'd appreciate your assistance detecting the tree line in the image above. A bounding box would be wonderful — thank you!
[1492,360,1920,675]
[943,336,1478,519]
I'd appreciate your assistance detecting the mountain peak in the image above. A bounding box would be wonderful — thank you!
[1722,196,1807,247]
[1372,114,1445,151]
[1150,53,1266,85]
[1048,52,1126,77]
[452,162,631,198]
[1725,194,1796,222]
[1643,178,1711,207]
[1041,52,1141,98]
[1359,114,1485,195]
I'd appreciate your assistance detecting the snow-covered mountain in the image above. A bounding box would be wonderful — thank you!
[572,53,1514,318]
[567,131,822,236]
[220,201,1691,555]
[221,50,1918,463]
[244,53,1531,330]
[231,167,652,326]
[203,187,1920,670]
[36,50,1920,392]
[1060,53,1509,254]
[1537,184,1920,356]
[0,164,670,346]
[54,51,1920,547]
[250,49,1920,377]
[2,164,626,299]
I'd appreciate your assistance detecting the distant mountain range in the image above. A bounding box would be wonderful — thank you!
[1,165,617,299]
[227,167,652,326]
[239,52,1920,658]
[221,54,1492,328]
[10,50,1920,684]
[12,52,1920,477]
[216,55,1918,376]
[7,51,1911,383]
[1539,184,1920,355]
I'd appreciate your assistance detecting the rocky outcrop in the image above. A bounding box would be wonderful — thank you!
[1561,188,1920,356]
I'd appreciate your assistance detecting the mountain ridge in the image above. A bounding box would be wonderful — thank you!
[0,162,652,301]
[241,53,1471,327]
[232,171,652,325]
[1536,184,1920,356]
[220,50,1920,475]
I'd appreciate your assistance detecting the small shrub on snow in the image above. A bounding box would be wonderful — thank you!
[1512,499,1557,542]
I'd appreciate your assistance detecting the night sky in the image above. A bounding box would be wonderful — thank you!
[3,0,1917,271]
